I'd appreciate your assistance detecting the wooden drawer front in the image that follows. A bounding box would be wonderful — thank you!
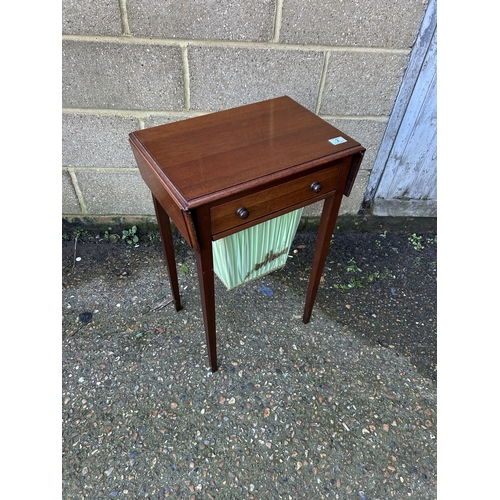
[212,165,340,235]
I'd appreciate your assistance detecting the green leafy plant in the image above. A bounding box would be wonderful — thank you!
[346,258,362,273]
[334,264,393,291]
[148,231,161,243]
[366,271,381,282]
[179,264,189,275]
[334,260,363,289]
[375,230,387,249]
[122,225,139,245]
[102,227,120,242]
[334,277,364,290]
[408,233,424,251]
[73,229,89,239]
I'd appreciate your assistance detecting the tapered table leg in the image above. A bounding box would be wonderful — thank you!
[194,205,218,372]
[195,250,217,372]
[152,195,183,311]
[303,193,344,324]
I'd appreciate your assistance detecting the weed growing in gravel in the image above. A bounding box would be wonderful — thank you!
[334,258,392,291]
[375,230,387,249]
[408,233,424,251]
[73,229,90,239]
[103,227,120,242]
[346,258,362,273]
[366,271,381,282]
[335,277,364,290]
[148,231,161,243]
[122,225,139,245]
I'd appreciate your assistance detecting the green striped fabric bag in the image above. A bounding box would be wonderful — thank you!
[212,208,303,290]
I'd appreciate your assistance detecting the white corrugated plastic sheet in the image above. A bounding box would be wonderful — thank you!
[212,208,303,290]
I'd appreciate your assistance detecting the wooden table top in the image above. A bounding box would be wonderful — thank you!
[129,96,362,209]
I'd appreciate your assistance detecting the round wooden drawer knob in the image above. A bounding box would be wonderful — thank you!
[237,207,249,219]
[310,182,322,193]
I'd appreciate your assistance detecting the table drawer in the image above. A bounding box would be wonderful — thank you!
[211,164,341,235]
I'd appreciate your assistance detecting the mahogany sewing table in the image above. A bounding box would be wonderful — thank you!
[129,96,365,372]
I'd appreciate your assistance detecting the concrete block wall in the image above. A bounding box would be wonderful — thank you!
[62,0,429,222]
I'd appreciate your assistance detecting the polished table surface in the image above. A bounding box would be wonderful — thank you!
[129,96,365,371]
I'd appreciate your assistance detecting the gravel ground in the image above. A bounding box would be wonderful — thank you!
[62,216,437,499]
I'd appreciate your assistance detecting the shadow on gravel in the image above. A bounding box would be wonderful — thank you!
[283,227,437,382]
